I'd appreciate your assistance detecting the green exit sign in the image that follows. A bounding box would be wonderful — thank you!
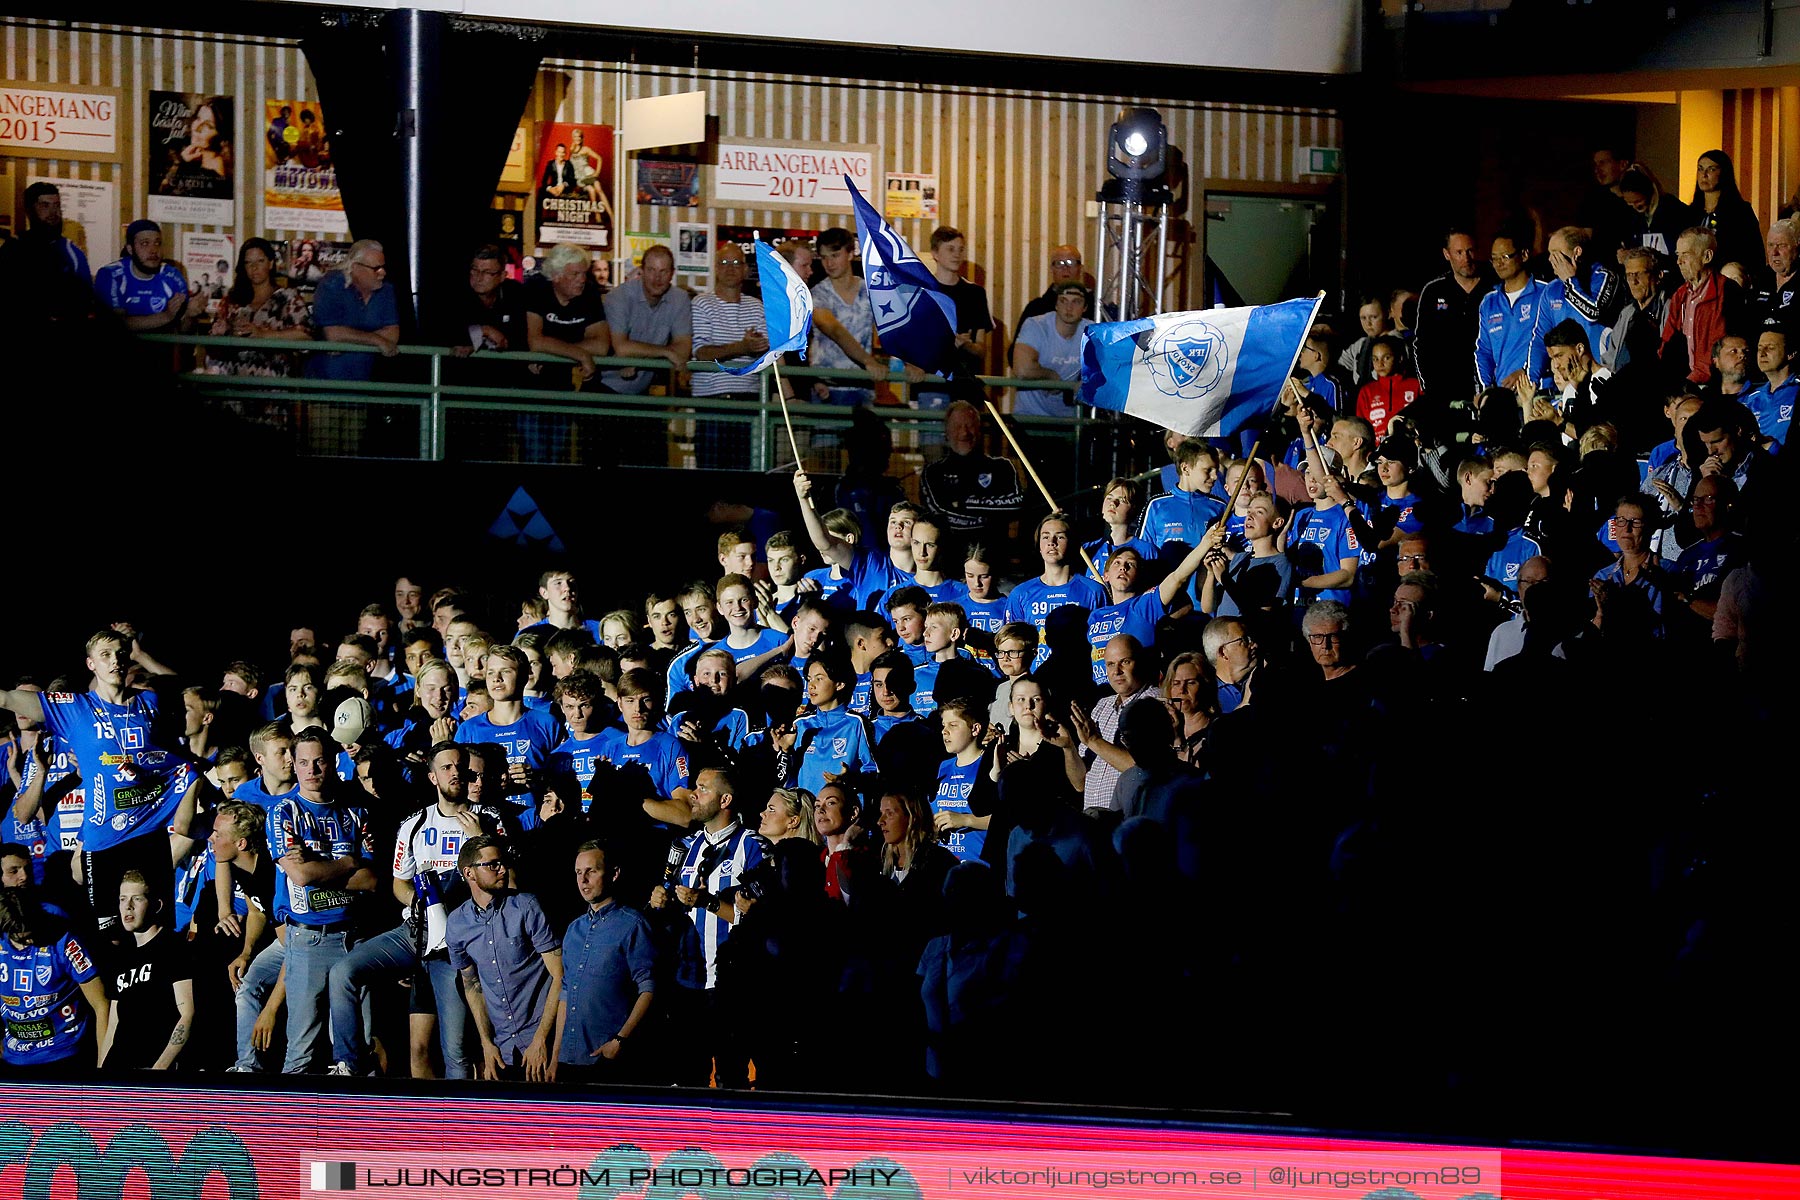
[1300,146,1341,175]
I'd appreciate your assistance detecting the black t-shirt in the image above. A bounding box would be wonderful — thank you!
[525,274,608,343]
[191,853,275,937]
[103,928,193,1070]
[447,279,529,351]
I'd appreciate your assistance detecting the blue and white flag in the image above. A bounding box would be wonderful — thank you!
[845,175,960,377]
[721,239,815,375]
[1080,297,1320,437]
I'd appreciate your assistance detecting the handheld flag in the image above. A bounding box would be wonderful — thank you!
[720,239,815,375]
[1080,296,1319,438]
[845,175,960,377]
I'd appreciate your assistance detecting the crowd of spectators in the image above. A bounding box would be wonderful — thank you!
[0,145,1792,1133]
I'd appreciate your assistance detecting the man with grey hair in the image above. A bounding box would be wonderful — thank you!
[1302,600,1357,685]
[1661,227,1744,387]
[310,237,400,381]
[1202,616,1261,713]
[1750,215,1796,332]
[1606,246,1667,372]
[527,242,613,387]
[1484,555,1552,670]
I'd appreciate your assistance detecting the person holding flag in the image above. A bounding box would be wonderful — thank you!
[702,237,816,468]
[846,177,963,387]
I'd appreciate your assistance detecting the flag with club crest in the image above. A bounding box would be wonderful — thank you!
[720,238,815,375]
[1080,296,1320,437]
[845,175,960,377]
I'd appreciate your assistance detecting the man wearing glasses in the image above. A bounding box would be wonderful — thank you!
[310,238,401,382]
[1475,226,1548,393]
[1590,495,1668,639]
[1010,243,1092,362]
[447,835,562,1081]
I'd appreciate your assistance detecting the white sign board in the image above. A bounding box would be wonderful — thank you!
[621,91,706,153]
[30,175,117,267]
[0,82,122,162]
[709,137,877,213]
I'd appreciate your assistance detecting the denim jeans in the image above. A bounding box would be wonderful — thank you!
[283,925,351,1074]
[327,924,472,1079]
[233,938,285,1071]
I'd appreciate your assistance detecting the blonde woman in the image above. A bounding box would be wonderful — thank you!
[759,788,820,846]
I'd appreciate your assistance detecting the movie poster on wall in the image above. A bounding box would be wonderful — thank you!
[146,91,235,225]
[635,158,700,208]
[263,99,347,233]
[181,231,235,319]
[534,122,613,248]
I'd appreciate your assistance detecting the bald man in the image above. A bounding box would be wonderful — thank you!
[1011,243,1093,362]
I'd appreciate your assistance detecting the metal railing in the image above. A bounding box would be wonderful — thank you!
[139,333,1097,489]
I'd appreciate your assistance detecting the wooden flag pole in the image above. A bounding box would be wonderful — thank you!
[769,358,804,470]
[983,398,1100,577]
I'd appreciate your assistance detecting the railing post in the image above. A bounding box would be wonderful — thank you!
[424,351,444,461]
[757,370,772,473]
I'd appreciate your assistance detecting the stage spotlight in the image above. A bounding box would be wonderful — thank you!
[1104,107,1168,200]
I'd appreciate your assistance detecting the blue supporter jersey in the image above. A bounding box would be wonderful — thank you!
[454,707,563,802]
[18,737,84,855]
[664,638,718,705]
[912,661,942,715]
[1382,491,1424,537]
[1485,528,1544,589]
[1224,510,1249,553]
[961,595,1009,633]
[549,731,609,811]
[1085,591,1167,685]
[663,708,759,752]
[800,567,855,609]
[1452,508,1495,537]
[1476,276,1548,388]
[675,823,768,989]
[932,755,986,863]
[1533,266,1616,381]
[0,802,52,884]
[1,928,99,1065]
[268,793,373,929]
[848,546,915,612]
[849,672,873,716]
[916,578,968,604]
[93,259,187,316]
[1647,439,1680,470]
[722,626,788,666]
[792,707,877,795]
[1593,557,1668,634]
[1741,374,1796,446]
[1675,533,1745,598]
[36,690,189,853]
[1286,504,1358,604]
[1083,536,1157,583]
[592,728,690,800]
[1005,574,1108,669]
[1139,489,1226,553]
[525,618,603,641]
[872,711,923,744]
[899,640,932,667]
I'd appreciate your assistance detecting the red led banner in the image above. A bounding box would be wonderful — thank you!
[0,1084,1794,1199]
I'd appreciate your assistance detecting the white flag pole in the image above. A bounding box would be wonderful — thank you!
[769,358,804,470]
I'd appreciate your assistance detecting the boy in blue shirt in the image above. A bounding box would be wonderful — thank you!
[1084,477,1157,582]
[546,672,615,814]
[93,219,187,331]
[455,646,563,822]
[782,657,878,797]
[930,698,993,864]
[907,515,967,603]
[1006,512,1109,667]
[793,471,917,611]
[713,573,792,682]
[886,586,934,667]
[1139,439,1226,555]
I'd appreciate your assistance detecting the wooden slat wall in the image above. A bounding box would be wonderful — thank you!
[3,21,1341,335]
[542,62,1339,344]
[1,21,339,242]
[1721,86,1797,236]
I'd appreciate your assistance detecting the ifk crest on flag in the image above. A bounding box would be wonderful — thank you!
[1080,296,1319,438]
[720,239,815,375]
[845,175,960,377]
